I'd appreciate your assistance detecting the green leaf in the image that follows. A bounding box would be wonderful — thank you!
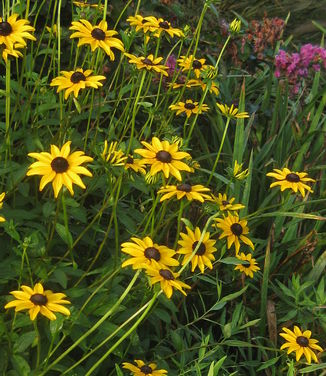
[11,355,31,376]
[53,269,68,288]
[299,363,326,373]
[257,356,280,371]
[115,364,124,376]
[13,332,36,353]
[55,223,73,247]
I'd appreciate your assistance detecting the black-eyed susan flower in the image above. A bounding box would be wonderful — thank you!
[122,360,168,376]
[187,79,219,95]
[125,53,168,76]
[214,213,254,254]
[144,262,191,299]
[4,283,71,321]
[73,1,104,8]
[169,99,209,118]
[134,137,192,181]
[280,326,323,364]
[26,141,93,198]
[210,193,245,212]
[177,55,208,78]
[0,192,6,222]
[0,14,35,52]
[234,252,260,278]
[233,160,249,180]
[158,183,211,202]
[126,15,156,34]
[50,68,106,100]
[216,103,249,119]
[69,19,124,60]
[124,155,147,174]
[101,140,127,166]
[2,43,24,61]
[266,168,315,198]
[178,226,217,273]
[144,16,184,38]
[121,236,179,269]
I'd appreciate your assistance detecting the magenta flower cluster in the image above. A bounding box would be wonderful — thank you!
[275,44,326,93]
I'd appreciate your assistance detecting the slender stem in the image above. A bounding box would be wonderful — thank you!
[5,59,11,165]
[33,320,41,368]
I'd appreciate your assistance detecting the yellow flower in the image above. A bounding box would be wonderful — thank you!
[280,326,323,364]
[69,19,124,60]
[0,14,35,52]
[170,78,219,95]
[144,16,184,38]
[121,236,179,269]
[233,160,249,180]
[178,226,217,273]
[210,193,245,212]
[177,55,208,78]
[213,213,254,254]
[126,15,157,33]
[122,360,168,376]
[26,141,93,198]
[234,252,260,278]
[124,53,168,76]
[0,192,6,222]
[216,103,249,119]
[2,43,24,61]
[266,168,315,198]
[158,183,211,202]
[134,137,192,181]
[4,283,70,321]
[169,99,209,118]
[144,262,191,299]
[124,155,147,174]
[73,1,104,8]
[230,18,241,33]
[50,68,106,100]
[101,140,127,166]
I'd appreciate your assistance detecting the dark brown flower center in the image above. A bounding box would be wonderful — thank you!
[0,21,12,36]
[222,200,229,206]
[140,365,153,374]
[91,27,106,40]
[70,71,86,83]
[51,157,69,173]
[296,336,309,347]
[177,184,192,192]
[184,102,196,110]
[231,223,243,236]
[159,21,170,29]
[193,60,202,69]
[142,58,153,66]
[144,247,161,261]
[286,173,300,183]
[192,241,206,256]
[126,156,134,164]
[159,269,174,280]
[156,150,172,163]
[30,293,48,306]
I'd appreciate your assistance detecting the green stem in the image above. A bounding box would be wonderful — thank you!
[61,192,75,265]
[5,59,11,165]
[33,320,41,368]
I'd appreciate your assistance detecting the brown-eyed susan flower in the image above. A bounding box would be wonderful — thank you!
[158,183,211,202]
[0,192,6,222]
[124,53,168,76]
[178,226,217,273]
[280,326,323,364]
[210,193,245,212]
[101,140,127,166]
[126,15,156,33]
[122,360,168,376]
[169,99,209,118]
[144,16,184,38]
[0,14,35,52]
[144,262,191,299]
[121,236,179,269]
[214,213,254,254]
[26,141,93,198]
[124,155,147,174]
[233,160,249,180]
[135,137,192,181]
[234,252,260,278]
[50,68,106,100]
[4,283,71,321]
[216,103,249,119]
[266,168,315,198]
[69,19,124,60]
[177,55,208,78]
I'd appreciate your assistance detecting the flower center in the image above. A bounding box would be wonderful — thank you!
[0,21,12,36]
[159,21,170,29]
[296,336,309,347]
[177,184,192,192]
[176,75,186,84]
[51,157,69,173]
[231,223,243,236]
[140,365,153,374]
[126,156,134,164]
[70,71,86,83]
[142,58,153,66]
[286,173,300,183]
[193,59,202,69]
[222,200,229,206]
[159,269,174,280]
[156,150,172,163]
[30,293,48,306]
[192,241,206,256]
[184,102,196,110]
[91,27,106,40]
[144,247,161,261]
